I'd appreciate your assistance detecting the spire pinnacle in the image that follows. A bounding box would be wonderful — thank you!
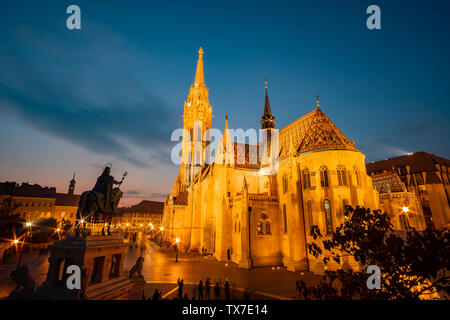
[316,94,320,108]
[194,47,205,88]
[261,78,275,129]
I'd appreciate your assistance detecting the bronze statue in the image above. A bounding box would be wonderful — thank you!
[128,257,144,279]
[75,166,127,236]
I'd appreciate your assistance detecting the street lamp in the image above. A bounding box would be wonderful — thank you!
[175,238,180,262]
[402,206,409,213]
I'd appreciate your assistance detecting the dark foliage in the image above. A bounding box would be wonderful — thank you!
[0,197,24,239]
[298,206,449,300]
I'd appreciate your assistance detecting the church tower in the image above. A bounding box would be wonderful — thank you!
[68,172,76,195]
[179,47,213,192]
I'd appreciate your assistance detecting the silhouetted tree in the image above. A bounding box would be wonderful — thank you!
[298,206,449,300]
[0,197,23,239]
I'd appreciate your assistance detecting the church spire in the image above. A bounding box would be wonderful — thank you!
[194,47,205,88]
[261,78,275,129]
[68,172,76,195]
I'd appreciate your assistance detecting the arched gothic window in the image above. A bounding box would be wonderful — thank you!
[324,199,333,234]
[282,204,288,233]
[257,220,264,234]
[320,166,329,187]
[303,169,311,189]
[342,199,349,220]
[337,165,347,186]
[265,221,271,235]
[353,166,360,186]
[306,200,314,230]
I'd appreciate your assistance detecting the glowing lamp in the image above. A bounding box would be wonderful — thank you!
[402,207,409,213]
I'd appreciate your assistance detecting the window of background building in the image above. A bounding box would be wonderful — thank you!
[282,204,288,233]
[399,166,408,176]
[414,172,424,185]
[399,214,410,230]
[324,199,333,234]
[320,166,329,187]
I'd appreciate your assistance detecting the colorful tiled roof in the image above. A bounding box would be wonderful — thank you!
[279,108,358,160]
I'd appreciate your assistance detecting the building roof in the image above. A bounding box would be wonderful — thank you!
[119,200,164,214]
[54,193,80,206]
[366,152,450,175]
[371,172,405,194]
[0,182,80,206]
[279,108,359,160]
[0,182,56,198]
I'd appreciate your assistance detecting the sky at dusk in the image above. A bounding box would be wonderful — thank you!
[0,0,449,206]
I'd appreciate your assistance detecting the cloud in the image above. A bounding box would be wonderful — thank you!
[0,23,177,167]
[126,190,141,196]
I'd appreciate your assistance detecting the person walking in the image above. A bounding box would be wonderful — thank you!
[296,280,301,296]
[198,280,204,300]
[152,289,160,300]
[224,279,230,300]
[214,282,221,300]
[205,278,211,300]
[177,278,184,299]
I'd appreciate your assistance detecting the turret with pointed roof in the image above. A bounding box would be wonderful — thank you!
[68,172,76,195]
[261,79,275,129]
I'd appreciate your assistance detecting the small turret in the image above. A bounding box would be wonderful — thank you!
[68,172,76,195]
[261,79,275,129]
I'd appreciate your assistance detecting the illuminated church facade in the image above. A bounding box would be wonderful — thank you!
[162,48,424,273]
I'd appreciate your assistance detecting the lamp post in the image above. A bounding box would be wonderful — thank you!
[402,206,409,213]
[175,238,180,262]
[13,224,31,279]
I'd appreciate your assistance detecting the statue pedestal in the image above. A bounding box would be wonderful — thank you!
[36,235,144,300]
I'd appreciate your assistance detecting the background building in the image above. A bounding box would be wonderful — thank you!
[0,175,80,225]
[366,152,450,229]
[370,171,426,230]
[113,200,164,230]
